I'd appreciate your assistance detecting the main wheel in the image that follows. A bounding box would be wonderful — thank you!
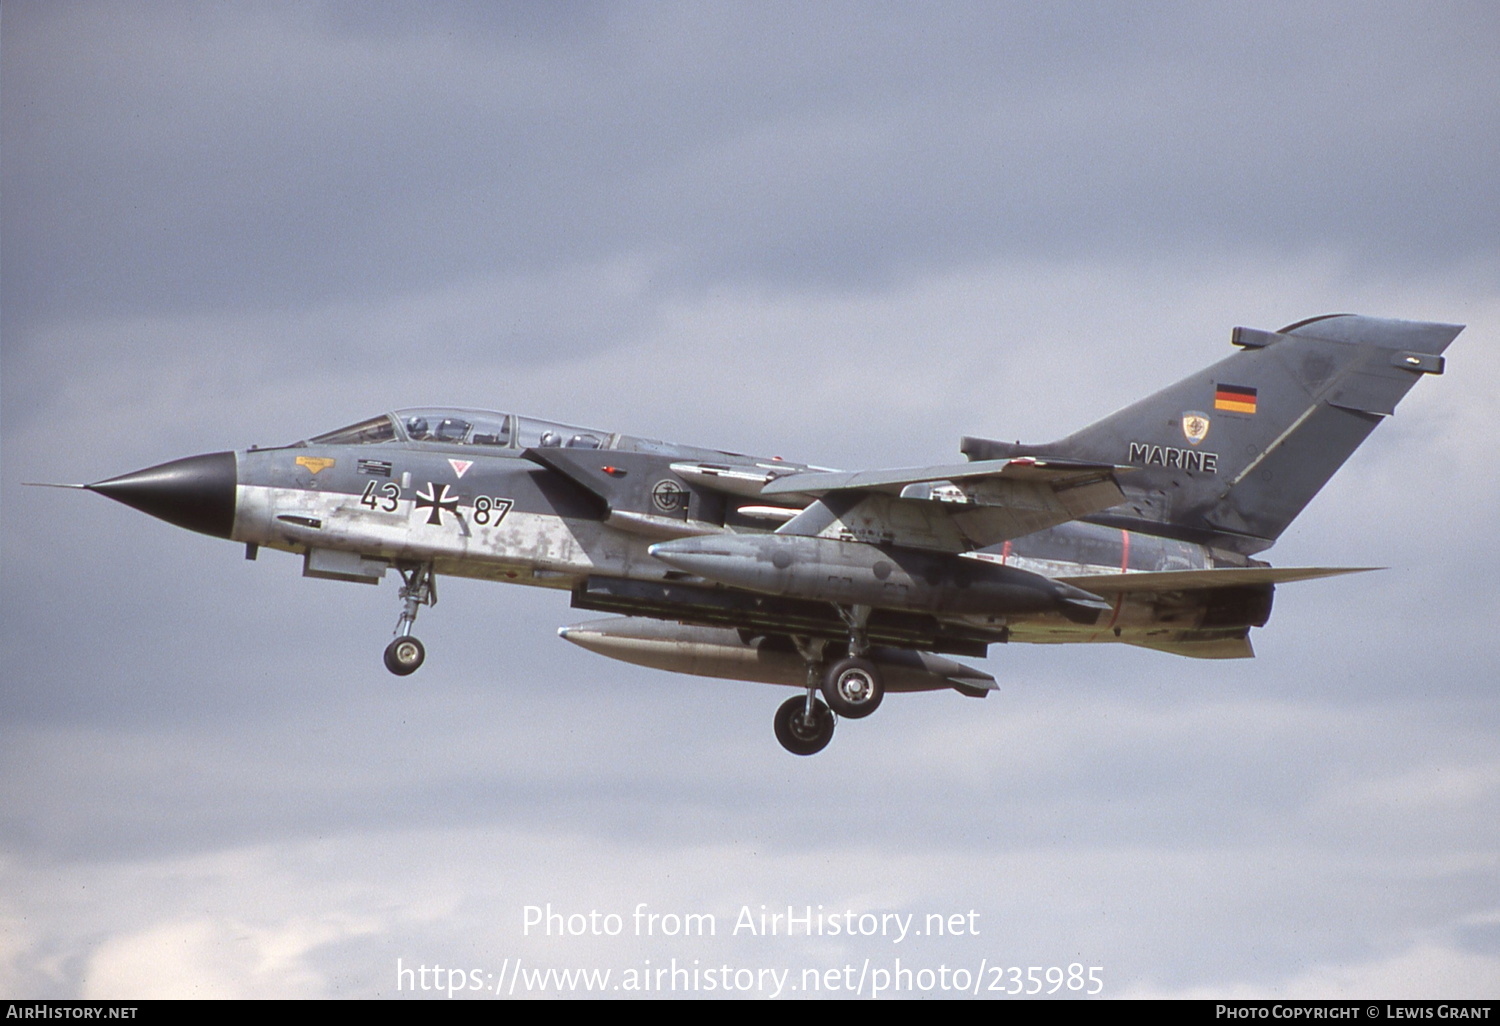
[821,656,884,719]
[773,695,836,756]
[384,635,425,676]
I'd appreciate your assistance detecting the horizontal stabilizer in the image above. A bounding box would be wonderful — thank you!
[1127,636,1255,659]
[1046,565,1379,593]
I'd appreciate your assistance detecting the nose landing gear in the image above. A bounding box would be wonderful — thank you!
[385,563,435,675]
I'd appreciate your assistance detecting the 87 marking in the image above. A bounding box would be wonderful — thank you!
[473,496,513,526]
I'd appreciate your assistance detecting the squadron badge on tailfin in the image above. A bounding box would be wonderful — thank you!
[1181,411,1211,446]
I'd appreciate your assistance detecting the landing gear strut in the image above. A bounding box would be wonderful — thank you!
[771,622,887,755]
[773,639,836,755]
[821,604,884,719]
[384,563,435,675]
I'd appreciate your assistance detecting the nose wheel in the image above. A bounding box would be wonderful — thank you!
[384,635,426,675]
[385,563,436,676]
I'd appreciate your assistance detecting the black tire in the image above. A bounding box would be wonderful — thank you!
[384,635,425,676]
[773,695,836,756]
[821,656,884,719]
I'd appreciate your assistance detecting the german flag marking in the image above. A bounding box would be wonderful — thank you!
[1214,384,1258,414]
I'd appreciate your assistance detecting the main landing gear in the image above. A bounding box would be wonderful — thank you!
[822,656,884,719]
[384,563,435,675]
[822,603,884,718]
[774,609,887,756]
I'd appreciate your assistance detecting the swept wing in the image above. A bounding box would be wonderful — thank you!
[761,457,1129,550]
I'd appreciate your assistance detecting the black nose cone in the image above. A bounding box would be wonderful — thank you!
[89,451,238,539]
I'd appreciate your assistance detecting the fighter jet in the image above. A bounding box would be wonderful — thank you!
[46,314,1461,755]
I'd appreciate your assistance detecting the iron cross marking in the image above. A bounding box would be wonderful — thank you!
[414,482,460,526]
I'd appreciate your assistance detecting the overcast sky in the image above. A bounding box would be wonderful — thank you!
[3,1,1499,999]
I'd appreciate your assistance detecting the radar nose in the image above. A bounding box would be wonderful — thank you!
[88,451,238,539]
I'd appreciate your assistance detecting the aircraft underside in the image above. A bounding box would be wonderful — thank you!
[235,474,1275,753]
[255,493,1277,754]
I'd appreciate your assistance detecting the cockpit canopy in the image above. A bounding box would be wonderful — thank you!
[305,408,756,461]
[307,408,612,451]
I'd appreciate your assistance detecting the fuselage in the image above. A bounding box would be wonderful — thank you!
[84,407,1266,659]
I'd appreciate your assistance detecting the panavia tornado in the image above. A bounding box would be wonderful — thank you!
[48,314,1461,755]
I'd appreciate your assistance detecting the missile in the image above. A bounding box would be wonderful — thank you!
[648,533,1110,623]
[558,617,996,696]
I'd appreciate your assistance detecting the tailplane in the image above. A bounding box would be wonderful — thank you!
[962,315,1462,554]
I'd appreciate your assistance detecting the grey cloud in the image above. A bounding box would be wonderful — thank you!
[6,2,1497,337]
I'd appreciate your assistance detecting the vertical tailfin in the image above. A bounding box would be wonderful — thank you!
[962,315,1462,554]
